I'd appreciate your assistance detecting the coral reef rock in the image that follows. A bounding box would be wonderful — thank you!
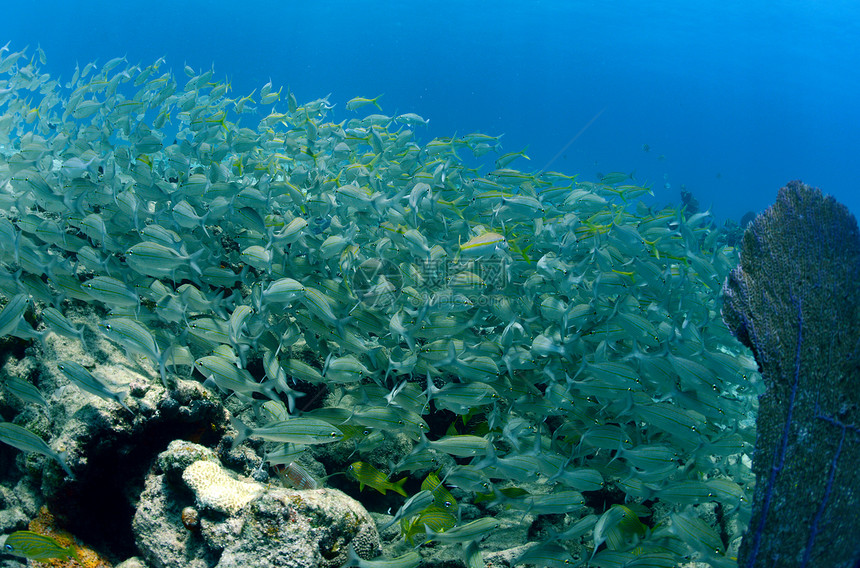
[133,441,380,568]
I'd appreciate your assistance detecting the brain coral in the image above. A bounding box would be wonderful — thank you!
[182,460,264,515]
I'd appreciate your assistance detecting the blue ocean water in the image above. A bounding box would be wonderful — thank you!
[4,0,859,222]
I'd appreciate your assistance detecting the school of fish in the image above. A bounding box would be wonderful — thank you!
[0,43,760,567]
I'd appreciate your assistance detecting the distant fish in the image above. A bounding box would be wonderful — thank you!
[458,231,507,259]
[230,415,343,447]
[346,94,383,111]
[342,546,420,568]
[57,360,132,413]
[274,461,318,490]
[40,307,86,344]
[422,516,499,545]
[0,422,73,478]
[494,146,530,169]
[600,171,634,185]
[395,113,428,126]
[0,294,31,338]
[378,490,434,531]
[59,155,97,179]
[3,375,50,411]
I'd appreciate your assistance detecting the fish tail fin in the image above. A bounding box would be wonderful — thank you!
[200,209,211,237]
[188,248,205,276]
[606,437,626,468]
[56,449,75,480]
[117,390,133,414]
[322,353,334,376]
[436,342,458,369]
[472,442,498,471]
[230,415,252,448]
[422,372,440,406]
[156,350,170,388]
[73,325,87,346]
[335,315,351,338]
[393,476,408,497]
[345,543,361,565]
[260,379,281,403]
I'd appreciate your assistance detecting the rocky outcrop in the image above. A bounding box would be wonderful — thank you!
[132,441,380,568]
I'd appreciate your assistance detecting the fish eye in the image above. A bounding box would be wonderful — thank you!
[4,544,12,551]
[329,432,338,437]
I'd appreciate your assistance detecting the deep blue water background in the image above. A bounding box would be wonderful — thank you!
[4,1,859,223]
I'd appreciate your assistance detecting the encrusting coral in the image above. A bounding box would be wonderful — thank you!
[182,460,264,515]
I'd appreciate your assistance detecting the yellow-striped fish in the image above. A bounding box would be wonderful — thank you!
[347,462,407,496]
[1,531,79,562]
